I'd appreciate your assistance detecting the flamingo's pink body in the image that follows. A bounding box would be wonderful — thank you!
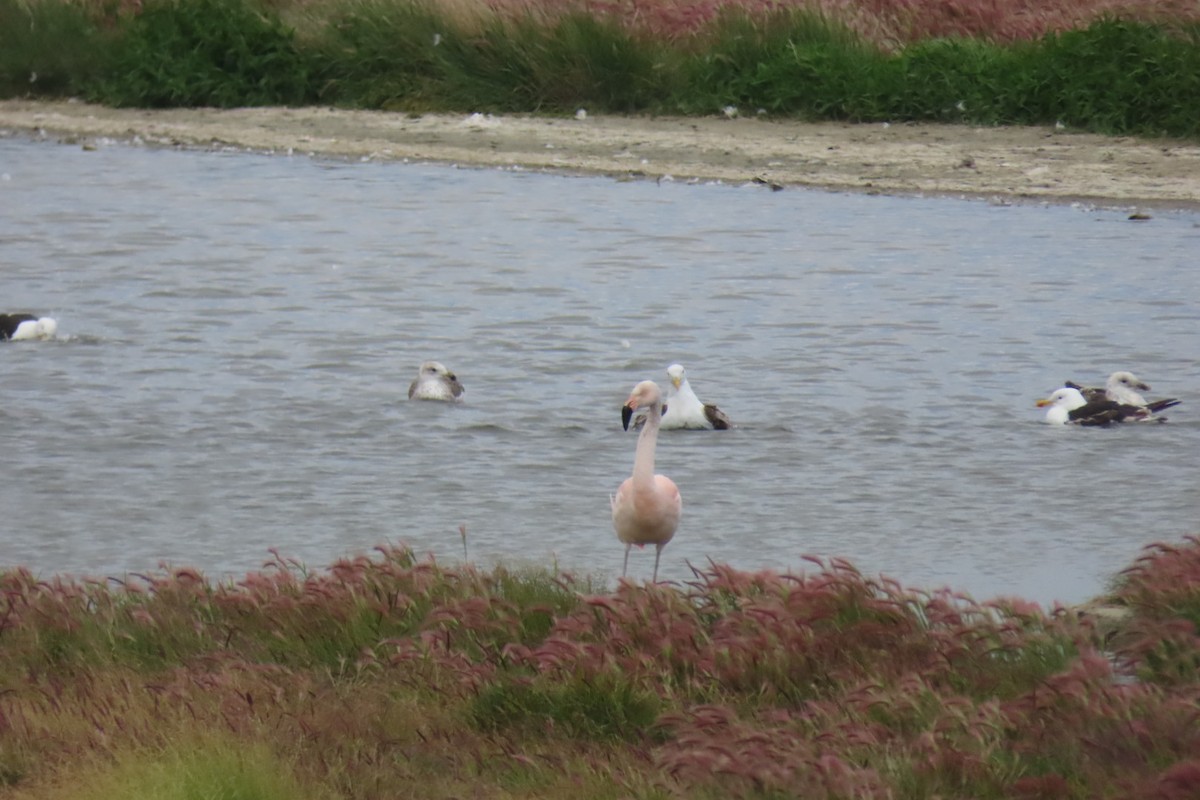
[611,380,682,581]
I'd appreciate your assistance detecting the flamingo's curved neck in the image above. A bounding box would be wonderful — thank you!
[633,404,661,485]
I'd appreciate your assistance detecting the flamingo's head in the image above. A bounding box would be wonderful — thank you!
[622,380,665,430]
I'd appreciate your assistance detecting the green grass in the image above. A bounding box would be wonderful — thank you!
[469,673,662,740]
[0,0,113,97]
[49,733,327,800]
[2,0,1200,137]
[671,8,899,119]
[89,0,313,106]
[310,3,671,112]
[1033,19,1200,137]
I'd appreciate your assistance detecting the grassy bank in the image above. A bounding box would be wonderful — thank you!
[1,0,1200,137]
[0,538,1198,798]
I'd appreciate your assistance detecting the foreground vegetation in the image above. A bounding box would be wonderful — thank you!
[1,537,1199,798]
[2,0,1200,137]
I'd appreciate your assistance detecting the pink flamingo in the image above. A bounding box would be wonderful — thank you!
[611,380,682,581]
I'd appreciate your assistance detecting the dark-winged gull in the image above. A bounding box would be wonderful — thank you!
[1,314,57,341]
[659,363,733,430]
[1037,387,1171,425]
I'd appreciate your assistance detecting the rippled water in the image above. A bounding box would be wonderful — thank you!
[2,133,1198,606]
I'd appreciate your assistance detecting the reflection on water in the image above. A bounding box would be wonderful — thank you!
[2,134,1198,606]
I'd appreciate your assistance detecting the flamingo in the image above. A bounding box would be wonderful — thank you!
[408,361,465,401]
[611,380,682,581]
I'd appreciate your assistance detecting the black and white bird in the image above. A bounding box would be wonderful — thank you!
[1064,371,1180,413]
[1037,386,1170,426]
[653,363,733,430]
[1,314,57,341]
[408,360,465,401]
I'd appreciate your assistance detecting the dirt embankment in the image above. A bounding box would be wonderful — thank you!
[3,99,1199,208]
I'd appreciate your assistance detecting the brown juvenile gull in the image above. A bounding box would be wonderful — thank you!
[1063,371,1180,412]
[408,360,465,402]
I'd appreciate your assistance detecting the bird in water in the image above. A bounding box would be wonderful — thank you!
[408,361,465,401]
[611,380,682,581]
[1037,386,1171,425]
[1064,371,1180,411]
[661,363,733,430]
[1,314,57,341]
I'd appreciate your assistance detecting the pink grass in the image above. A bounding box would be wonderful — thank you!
[2,537,1199,798]
[467,0,1200,45]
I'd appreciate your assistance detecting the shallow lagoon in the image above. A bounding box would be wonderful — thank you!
[2,135,1198,605]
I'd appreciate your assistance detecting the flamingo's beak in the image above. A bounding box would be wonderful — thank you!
[1035,398,1052,407]
[621,403,635,431]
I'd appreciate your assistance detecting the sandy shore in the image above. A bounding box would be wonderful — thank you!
[3,99,1199,208]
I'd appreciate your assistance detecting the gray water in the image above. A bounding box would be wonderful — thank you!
[2,134,1198,606]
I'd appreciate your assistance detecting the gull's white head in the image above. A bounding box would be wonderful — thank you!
[12,316,58,341]
[1106,371,1150,405]
[409,360,465,401]
[36,317,57,339]
[1036,387,1087,424]
[419,360,451,379]
[666,363,686,390]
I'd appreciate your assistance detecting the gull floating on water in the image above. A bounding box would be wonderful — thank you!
[1037,386,1171,425]
[611,380,681,582]
[1064,371,1180,412]
[634,364,733,430]
[1,314,57,341]
[408,360,465,402]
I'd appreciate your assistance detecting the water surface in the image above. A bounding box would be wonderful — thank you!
[2,134,1198,606]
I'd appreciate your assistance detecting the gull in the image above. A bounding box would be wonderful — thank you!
[1,314,57,341]
[1036,387,1170,425]
[408,361,465,401]
[659,363,733,430]
[611,380,681,581]
[1065,371,1180,411]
